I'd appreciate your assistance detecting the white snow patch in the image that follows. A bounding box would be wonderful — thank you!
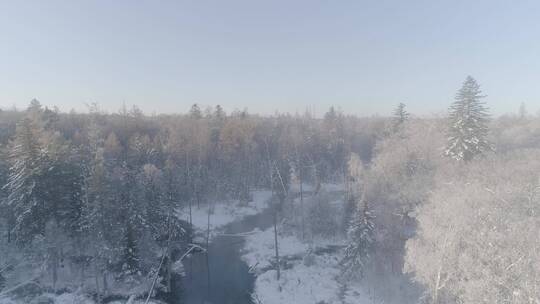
[0,292,102,304]
[242,228,311,270]
[242,227,372,304]
[177,190,272,236]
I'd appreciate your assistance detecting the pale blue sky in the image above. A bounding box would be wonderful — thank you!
[1,0,539,116]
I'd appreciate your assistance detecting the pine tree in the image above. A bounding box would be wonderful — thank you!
[0,147,14,243]
[122,223,140,275]
[189,103,202,120]
[214,105,226,120]
[81,146,116,300]
[140,163,166,241]
[119,162,142,276]
[5,117,47,243]
[341,197,375,278]
[444,76,492,162]
[392,102,409,130]
[82,148,111,249]
[322,106,346,179]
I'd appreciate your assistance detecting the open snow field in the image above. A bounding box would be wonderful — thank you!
[242,227,370,304]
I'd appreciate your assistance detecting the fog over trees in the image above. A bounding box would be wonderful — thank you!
[0,76,539,304]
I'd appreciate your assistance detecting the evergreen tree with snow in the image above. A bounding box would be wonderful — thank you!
[214,104,226,120]
[392,102,409,131]
[122,223,140,276]
[189,103,203,120]
[0,147,14,243]
[322,106,347,179]
[341,196,375,279]
[118,162,143,276]
[5,116,47,243]
[444,76,492,162]
[140,163,167,241]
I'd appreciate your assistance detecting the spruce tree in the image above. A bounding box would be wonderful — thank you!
[341,197,375,278]
[445,76,492,162]
[189,103,202,119]
[0,147,14,243]
[5,117,46,243]
[214,104,226,120]
[122,223,140,275]
[140,163,166,241]
[392,102,409,130]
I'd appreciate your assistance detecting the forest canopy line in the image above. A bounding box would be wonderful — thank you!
[0,76,539,304]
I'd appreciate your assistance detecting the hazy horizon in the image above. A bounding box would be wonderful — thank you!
[2,1,540,116]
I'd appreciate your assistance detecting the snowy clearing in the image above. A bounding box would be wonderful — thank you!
[177,190,272,235]
[242,226,370,304]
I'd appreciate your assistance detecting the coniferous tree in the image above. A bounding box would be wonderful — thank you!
[5,116,47,243]
[122,223,140,275]
[82,147,112,298]
[189,103,203,120]
[341,197,375,278]
[140,164,166,241]
[0,147,13,243]
[322,106,347,181]
[392,102,409,130]
[214,105,226,121]
[117,137,145,276]
[444,76,492,162]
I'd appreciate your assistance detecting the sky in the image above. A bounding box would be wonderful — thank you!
[1,0,540,117]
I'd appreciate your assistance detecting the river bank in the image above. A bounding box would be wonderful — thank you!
[240,189,373,304]
[178,190,274,304]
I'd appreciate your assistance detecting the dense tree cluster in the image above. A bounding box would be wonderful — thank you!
[405,152,540,303]
[2,76,538,304]
[0,100,383,300]
[341,77,540,304]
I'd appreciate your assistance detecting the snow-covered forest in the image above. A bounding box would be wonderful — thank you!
[1,77,539,304]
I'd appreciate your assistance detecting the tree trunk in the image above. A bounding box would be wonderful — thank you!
[166,249,172,293]
[433,263,442,304]
[188,199,193,235]
[313,162,321,194]
[206,200,211,292]
[94,259,101,303]
[51,249,58,292]
[433,227,452,304]
[299,170,305,241]
[273,211,280,281]
[102,272,108,297]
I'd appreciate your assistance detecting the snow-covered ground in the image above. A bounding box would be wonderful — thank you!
[177,190,272,236]
[242,228,370,304]
[0,192,273,304]
[241,189,374,304]
[0,291,166,304]
[3,188,372,304]
[0,292,164,304]
[0,292,94,304]
[288,182,345,194]
[175,185,372,304]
